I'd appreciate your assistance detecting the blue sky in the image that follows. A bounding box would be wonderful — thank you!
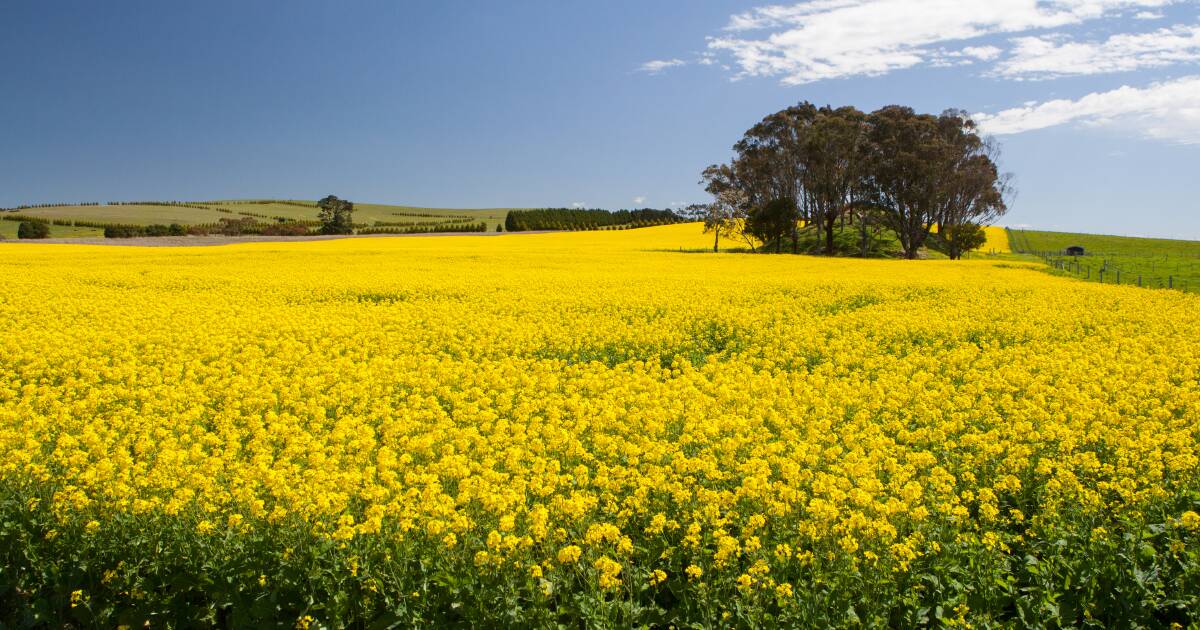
[3,1,1199,238]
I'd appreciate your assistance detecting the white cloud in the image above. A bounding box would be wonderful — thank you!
[1135,10,1165,18]
[993,24,1200,78]
[975,75,1200,143]
[571,201,586,209]
[962,45,1004,60]
[706,0,1174,83]
[930,44,1006,67]
[633,196,646,204]
[638,58,686,74]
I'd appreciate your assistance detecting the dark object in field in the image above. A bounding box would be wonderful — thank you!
[1066,246,1085,256]
[317,195,355,235]
[17,220,50,239]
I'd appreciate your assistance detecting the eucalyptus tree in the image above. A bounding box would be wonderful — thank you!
[803,106,870,255]
[929,110,1011,259]
[709,102,1009,259]
[317,195,355,235]
[699,164,753,252]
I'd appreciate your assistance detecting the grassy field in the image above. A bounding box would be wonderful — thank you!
[2,224,1198,627]
[0,221,103,240]
[1008,228,1200,292]
[3,200,514,233]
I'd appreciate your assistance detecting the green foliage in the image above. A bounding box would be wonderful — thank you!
[930,224,987,260]
[715,103,1008,260]
[505,208,682,232]
[746,198,799,252]
[317,196,355,235]
[357,222,487,235]
[1,488,1197,627]
[16,221,49,239]
[261,223,312,236]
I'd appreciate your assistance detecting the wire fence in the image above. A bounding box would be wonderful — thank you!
[1007,229,1199,294]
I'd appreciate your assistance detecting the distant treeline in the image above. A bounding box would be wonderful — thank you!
[2,202,101,211]
[101,218,319,238]
[358,222,488,235]
[504,208,682,232]
[389,211,473,219]
[1,200,324,212]
[216,200,318,208]
[107,201,215,210]
[371,218,474,227]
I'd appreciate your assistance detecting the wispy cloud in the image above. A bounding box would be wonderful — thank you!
[992,24,1200,79]
[570,201,586,209]
[975,75,1200,143]
[702,0,1176,84]
[638,58,686,74]
[962,45,1004,60]
[633,196,646,204]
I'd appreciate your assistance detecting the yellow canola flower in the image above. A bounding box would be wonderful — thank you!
[593,555,623,589]
[557,545,583,565]
[0,222,1198,604]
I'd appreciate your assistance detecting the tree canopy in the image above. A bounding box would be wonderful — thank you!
[317,195,355,235]
[705,102,1011,259]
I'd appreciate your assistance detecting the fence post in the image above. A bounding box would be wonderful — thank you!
[1116,270,1120,284]
[1138,274,1142,287]
[1169,276,1174,289]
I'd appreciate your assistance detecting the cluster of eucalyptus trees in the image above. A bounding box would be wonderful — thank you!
[699,103,1012,259]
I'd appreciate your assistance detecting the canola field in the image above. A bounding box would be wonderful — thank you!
[1,224,1198,627]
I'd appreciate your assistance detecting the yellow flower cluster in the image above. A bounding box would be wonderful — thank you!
[0,223,1197,620]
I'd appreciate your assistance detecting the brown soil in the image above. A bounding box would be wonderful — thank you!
[0,231,553,247]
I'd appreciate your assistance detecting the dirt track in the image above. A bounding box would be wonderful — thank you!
[0,231,553,247]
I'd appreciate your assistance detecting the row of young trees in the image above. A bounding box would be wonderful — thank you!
[1,202,100,211]
[505,208,683,232]
[358,222,489,235]
[697,103,1011,259]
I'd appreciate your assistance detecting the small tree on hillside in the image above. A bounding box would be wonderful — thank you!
[930,222,988,259]
[17,220,50,239]
[746,197,799,253]
[317,195,355,235]
[700,164,754,253]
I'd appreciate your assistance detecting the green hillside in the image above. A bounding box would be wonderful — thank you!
[1009,228,1200,292]
[1,200,515,237]
[0,221,102,240]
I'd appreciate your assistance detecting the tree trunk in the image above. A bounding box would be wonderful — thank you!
[713,230,719,253]
[825,219,836,256]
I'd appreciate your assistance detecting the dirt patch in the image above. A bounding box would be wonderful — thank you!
[0,231,554,247]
